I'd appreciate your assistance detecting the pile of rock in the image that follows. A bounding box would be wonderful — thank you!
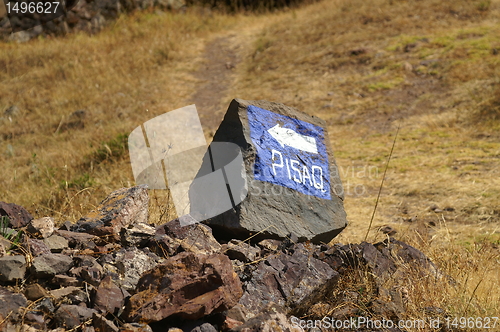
[0,0,186,42]
[0,185,446,331]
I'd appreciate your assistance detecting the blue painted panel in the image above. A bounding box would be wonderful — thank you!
[247,105,331,200]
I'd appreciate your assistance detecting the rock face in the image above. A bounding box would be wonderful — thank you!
[238,243,339,319]
[193,99,347,244]
[123,252,243,323]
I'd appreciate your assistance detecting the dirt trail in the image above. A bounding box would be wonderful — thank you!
[188,35,241,136]
[187,21,268,137]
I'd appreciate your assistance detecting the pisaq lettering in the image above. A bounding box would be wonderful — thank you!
[247,105,331,200]
[271,149,325,190]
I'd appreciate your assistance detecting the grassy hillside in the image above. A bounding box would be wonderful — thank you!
[1,0,499,325]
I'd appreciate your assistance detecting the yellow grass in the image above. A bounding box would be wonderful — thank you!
[1,0,499,327]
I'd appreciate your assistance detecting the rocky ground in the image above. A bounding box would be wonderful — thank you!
[0,185,449,332]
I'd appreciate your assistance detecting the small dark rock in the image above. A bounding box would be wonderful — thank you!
[92,312,119,332]
[24,283,49,301]
[92,275,125,315]
[0,287,28,323]
[380,225,397,236]
[0,202,33,228]
[224,239,260,263]
[55,304,96,329]
[190,323,217,332]
[52,274,82,287]
[56,230,96,249]
[156,218,222,254]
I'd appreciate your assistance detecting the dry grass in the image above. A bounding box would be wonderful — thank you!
[1,8,244,221]
[1,0,500,327]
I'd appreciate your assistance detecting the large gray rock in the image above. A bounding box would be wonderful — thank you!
[31,253,73,278]
[0,255,26,282]
[191,99,347,244]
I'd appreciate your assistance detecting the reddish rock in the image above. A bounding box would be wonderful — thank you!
[92,312,120,332]
[223,316,244,330]
[27,238,51,257]
[123,252,242,323]
[71,185,149,241]
[93,275,125,315]
[0,202,33,228]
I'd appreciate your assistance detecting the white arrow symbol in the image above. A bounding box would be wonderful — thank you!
[267,124,318,154]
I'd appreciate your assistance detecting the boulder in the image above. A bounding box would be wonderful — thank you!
[71,185,149,242]
[193,99,347,244]
[123,252,243,323]
[0,255,26,282]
